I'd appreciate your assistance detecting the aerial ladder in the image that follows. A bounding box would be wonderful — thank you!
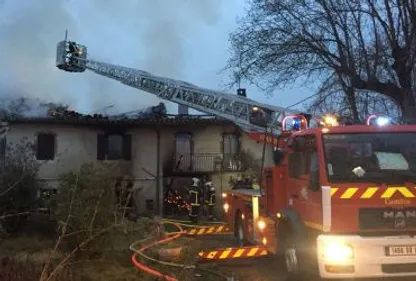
[55,38,318,140]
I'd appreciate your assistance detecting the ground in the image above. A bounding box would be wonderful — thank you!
[154,233,416,281]
[2,218,416,281]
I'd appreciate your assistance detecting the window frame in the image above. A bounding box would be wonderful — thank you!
[174,132,193,155]
[288,135,317,178]
[97,133,132,161]
[35,132,57,161]
[222,133,241,155]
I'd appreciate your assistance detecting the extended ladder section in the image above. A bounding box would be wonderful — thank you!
[56,40,313,134]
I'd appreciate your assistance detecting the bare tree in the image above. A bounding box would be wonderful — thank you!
[226,0,416,123]
[306,73,400,122]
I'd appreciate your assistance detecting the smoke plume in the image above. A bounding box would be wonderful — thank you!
[0,0,221,116]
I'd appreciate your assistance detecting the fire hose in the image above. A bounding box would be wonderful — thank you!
[130,221,228,280]
[162,218,226,225]
[161,218,227,229]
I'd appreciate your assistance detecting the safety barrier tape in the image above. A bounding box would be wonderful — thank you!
[185,225,231,236]
[331,186,416,199]
[198,246,268,260]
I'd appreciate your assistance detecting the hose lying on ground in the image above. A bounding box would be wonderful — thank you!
[162,218,227,225]
[130,221,228,280]
[161,219,228,229]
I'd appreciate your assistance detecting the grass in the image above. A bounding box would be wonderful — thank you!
[0,218,158,281]
[0,216,233,281]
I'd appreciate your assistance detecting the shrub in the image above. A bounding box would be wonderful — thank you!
[0,138,40,234]
[52,163,126,255]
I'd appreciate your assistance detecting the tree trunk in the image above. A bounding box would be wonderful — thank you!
[399,89,416,124]
[346,87,360,124]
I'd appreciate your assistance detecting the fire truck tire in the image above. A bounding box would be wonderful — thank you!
[277,222,307,280]
[283,238,307,280]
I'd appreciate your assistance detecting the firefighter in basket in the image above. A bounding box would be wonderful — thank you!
[188,177,201,223]
[205,181,216,221]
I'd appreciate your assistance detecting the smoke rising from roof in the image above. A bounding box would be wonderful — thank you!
[0,0,222,116]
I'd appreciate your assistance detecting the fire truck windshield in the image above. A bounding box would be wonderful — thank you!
[323,132,416,183]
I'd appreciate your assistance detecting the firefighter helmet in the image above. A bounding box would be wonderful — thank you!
[192,177,200,187]
[205,181,214,191]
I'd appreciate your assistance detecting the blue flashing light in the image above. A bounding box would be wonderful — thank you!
[292,118,301,131]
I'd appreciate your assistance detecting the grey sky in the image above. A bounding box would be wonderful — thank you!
[0,0,313,116]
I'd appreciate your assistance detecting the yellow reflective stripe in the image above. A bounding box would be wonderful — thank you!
[207,251,217,259]
[340,188,358,199]
[206,227,215,233]
[381,187,415,199]
[360,187,378,199]
[219,249,231,259]
[233,249,245,258]
[247,247,259,257]
[330,186,416,199]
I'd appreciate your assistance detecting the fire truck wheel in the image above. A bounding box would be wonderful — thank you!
[281,229,306,279]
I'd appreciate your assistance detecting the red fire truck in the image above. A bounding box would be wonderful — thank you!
[222,113,416,279]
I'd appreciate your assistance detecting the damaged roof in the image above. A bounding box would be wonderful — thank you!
[2,103,232,127]
[5,114,232,126]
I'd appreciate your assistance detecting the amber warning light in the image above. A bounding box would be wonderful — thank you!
[320,114,339,127]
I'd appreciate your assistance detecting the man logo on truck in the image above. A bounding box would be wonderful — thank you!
[383,210,416,219]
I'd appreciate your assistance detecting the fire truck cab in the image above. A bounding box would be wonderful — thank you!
[223,114,416,279]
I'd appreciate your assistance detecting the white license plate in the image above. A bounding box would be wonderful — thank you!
[387,245,416,256]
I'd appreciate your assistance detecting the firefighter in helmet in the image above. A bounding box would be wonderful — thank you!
[188,177,201,223]
[205,181,215,221]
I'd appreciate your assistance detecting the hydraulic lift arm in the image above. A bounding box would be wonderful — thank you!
[56,39,314,135]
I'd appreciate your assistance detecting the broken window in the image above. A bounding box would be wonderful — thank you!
[36,133,56,160]
[97,133,132,160]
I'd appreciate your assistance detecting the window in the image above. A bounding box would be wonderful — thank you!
[174,133,192,170]
[323,132,416,182]
[288,135,317,178]
[223,134,240,170]
[36,133,56,160]
[97,133,132,160]
[223,134,240,155]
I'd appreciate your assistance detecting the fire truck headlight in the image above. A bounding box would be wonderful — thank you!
[222,192,227,198]
[257,220,266,230]
[322,242,354,263]
[223,203,229,213]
